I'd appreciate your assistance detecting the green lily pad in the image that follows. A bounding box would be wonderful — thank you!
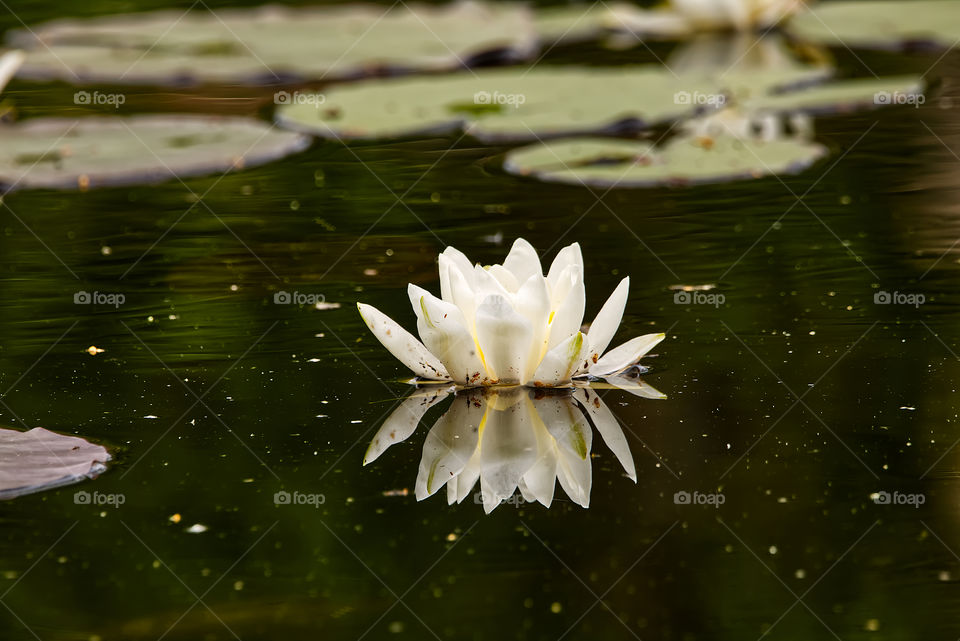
[0,115,310,190]
[788,0,960,50]
[274,62,833,142]
[503,134,828,188]
[748,75,926,115]
[6,1,537,85]
[0,427,109,500]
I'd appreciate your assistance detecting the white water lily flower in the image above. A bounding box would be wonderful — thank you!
[357,238,665,387]
[0,51,24,95]
[365,386,658,513]
[670,0,806,31]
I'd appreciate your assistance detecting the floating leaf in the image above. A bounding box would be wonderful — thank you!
[0,115,310,190]
[7,1,537,85]
[275,64,830,142]
[0,427,109,499]
[748,75,926,115]
[788,0,960,51]
[606,0,806,37]
[503,134,827,188]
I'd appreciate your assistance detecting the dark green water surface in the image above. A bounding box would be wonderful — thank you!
[2,2,960,639]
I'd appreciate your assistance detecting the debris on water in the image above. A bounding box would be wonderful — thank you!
[144,415,158,419]
[169,513,181,523]
[900,406,916,411]
[382,488,410,497]
[315,302,342,311]
[668,284,716,292]
[185,524,208,534]
[87,345,104,355]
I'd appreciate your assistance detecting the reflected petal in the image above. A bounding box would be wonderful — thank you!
[364,386,453,465]
[357,302,450,380]
[416,392,483,499]
[538,396,593,508]
[573,388,636,482]
[479,391,538,512]
[602,374,668,400]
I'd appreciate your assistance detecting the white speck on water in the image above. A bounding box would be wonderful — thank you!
[144,415,158,419]
[900,406,916,411]
[186,524,208,534]
[350,420,362,424]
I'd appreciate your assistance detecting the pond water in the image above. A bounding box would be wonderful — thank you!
[2,2,960,640]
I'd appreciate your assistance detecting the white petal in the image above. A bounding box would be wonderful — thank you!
[415,394,483,499]
[585,277,630,365]
[573,388,636,482]
[545,265,585,352]
[502,238,543,285]
[0,51,24,96]
[357,302,450,380]
[514,274,553,382]
[546,242,583,292]
[364,386,453,465]
[531,332,591,386]
[475,295,533,384]
[447,261,478,329]
[472,264,511,302]
[408,285,487,385]
[486,264,520,293]
[590,333,665,377]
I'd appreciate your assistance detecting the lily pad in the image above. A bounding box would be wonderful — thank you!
[6,1,537,85]
[748,75,926,115]
[0,427,109,499]
[503,134,828,188]
[274,64,826,142]
[0,115,310,190]
[788,0,960,51]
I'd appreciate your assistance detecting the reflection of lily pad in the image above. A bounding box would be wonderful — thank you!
[0,115,310,190]
[0,427,110,499]
[7,1,536,85]
[504,135,827,188]
[275,65,827,142]
[788,1,960,50]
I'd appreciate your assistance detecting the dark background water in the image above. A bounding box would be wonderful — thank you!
[3,1,960,639]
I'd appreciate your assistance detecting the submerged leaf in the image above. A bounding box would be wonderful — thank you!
[0,427,110,499]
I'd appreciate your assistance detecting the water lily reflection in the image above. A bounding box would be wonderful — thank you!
[365,382,665,513]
